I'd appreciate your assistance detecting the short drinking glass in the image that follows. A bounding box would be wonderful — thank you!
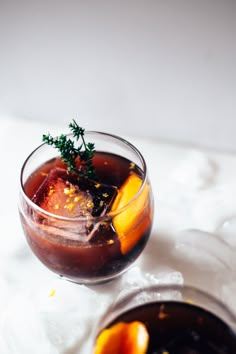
[19,131,154,284]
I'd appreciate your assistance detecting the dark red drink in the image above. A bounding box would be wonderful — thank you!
[19,146,153,284]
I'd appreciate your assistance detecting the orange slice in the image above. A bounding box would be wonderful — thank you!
[93,321,149,354]
[111,173,150,254]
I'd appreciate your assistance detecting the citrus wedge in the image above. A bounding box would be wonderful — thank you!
[111,173,150,254]
[94,321,149,354]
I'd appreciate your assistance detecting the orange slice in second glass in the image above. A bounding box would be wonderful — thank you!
[94,321,149,354]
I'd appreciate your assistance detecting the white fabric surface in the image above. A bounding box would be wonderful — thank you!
[1,117,236,353]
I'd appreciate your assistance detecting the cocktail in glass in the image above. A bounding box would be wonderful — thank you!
[19,130,154,284]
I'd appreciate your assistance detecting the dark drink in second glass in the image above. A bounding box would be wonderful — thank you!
[93,285,236,354]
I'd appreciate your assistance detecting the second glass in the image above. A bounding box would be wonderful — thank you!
[93,284,236,353]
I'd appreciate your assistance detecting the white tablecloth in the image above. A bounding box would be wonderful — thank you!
[1,117,236,353]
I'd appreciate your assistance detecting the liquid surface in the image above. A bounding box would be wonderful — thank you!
[106,301,236,353]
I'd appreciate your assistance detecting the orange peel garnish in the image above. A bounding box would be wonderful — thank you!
[93,321,149,354]
[111,173,151,254]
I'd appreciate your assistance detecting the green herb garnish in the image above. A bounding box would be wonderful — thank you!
[42,120,96,179]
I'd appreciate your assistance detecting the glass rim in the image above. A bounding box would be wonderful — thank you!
[96,283,236,330]
[20,130,148,222]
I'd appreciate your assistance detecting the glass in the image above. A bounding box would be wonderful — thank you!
[93,284,236,353]
[19,131,154,284]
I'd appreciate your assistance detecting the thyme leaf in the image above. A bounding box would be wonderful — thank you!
[42,120,96,179]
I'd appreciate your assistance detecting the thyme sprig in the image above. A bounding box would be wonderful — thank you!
[42,120,96,179]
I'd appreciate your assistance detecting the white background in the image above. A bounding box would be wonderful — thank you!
[0,0,235,151]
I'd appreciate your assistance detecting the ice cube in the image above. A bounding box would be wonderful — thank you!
[32,168,117,218]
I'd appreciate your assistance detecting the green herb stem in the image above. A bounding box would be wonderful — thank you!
[42,120,96,179]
